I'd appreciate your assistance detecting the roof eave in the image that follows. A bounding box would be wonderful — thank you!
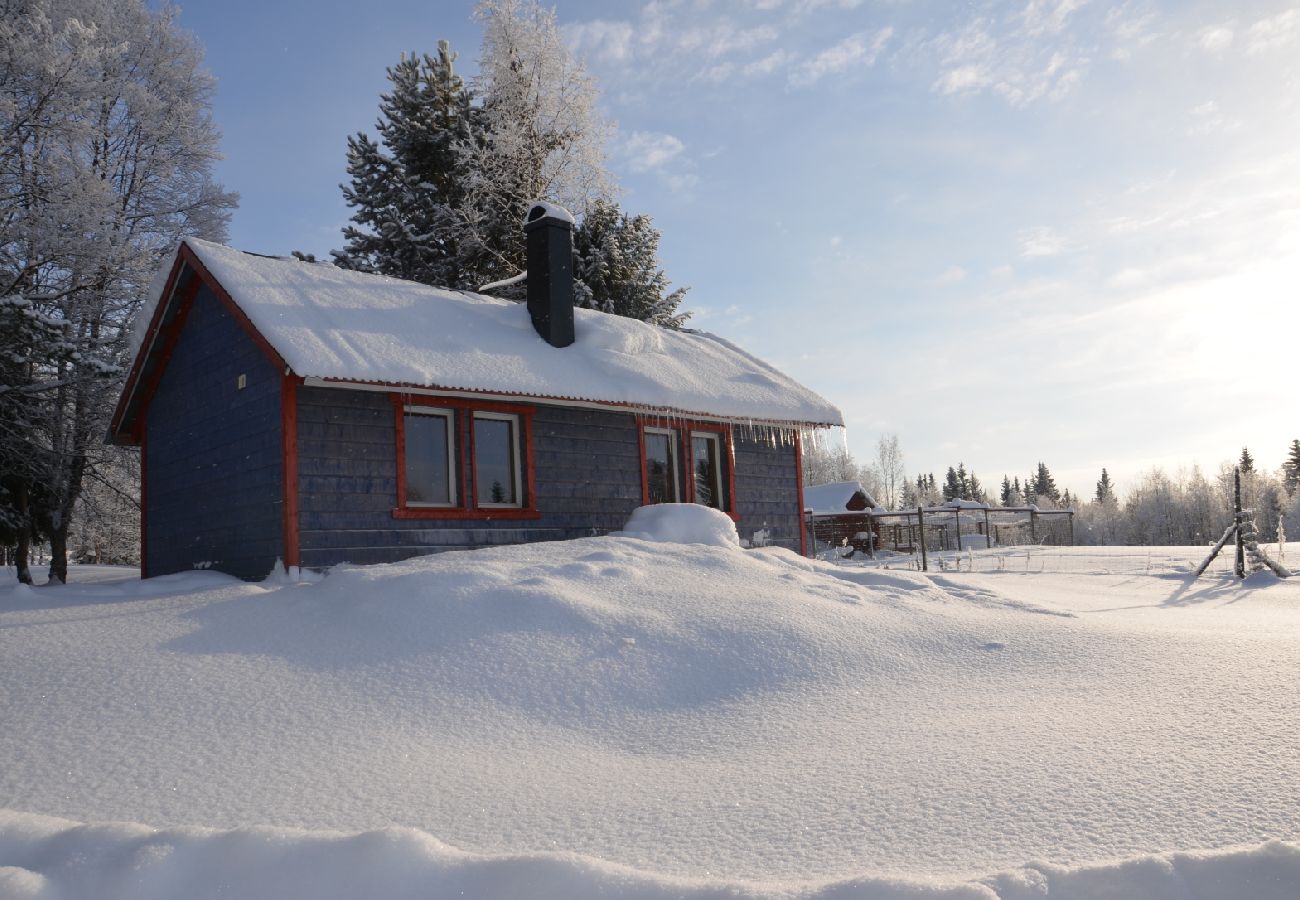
[301,376,841,429]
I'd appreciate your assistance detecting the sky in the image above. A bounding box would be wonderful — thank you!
[168,0,1300,499]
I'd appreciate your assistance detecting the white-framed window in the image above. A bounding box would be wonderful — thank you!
[403,406,456,506]
[473,411,523,507]
[643,426,680,503]
[691,431,726,510]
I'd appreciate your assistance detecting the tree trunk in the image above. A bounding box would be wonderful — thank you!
[14,482,33,585]
[48,524,68,584]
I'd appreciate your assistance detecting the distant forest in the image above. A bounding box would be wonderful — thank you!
[803,437,1300,546]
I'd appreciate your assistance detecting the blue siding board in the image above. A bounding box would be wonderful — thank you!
[293,386,803,566]
[144,285,283,580]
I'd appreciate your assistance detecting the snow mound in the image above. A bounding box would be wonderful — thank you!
[618,503,740,548]
[4,542,1300,889]
[2,810,1298,900]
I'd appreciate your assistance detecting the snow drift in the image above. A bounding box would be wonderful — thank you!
[3,539,1300,897]
[2,811,1298,900]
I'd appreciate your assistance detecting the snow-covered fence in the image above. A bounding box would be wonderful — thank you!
[865,506,1075,555]
[844,544,1294,577]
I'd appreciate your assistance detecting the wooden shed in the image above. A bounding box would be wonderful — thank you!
[109,210,841,579]
[803,481,881,553]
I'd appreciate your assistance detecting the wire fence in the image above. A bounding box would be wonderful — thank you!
[820,543,1299,577]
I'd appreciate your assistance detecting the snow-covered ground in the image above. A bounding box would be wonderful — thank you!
[2,527,1299,899]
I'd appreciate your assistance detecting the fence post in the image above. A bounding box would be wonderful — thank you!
[984,509,991,548]
[918,506,928,572]
[1068,511,1075,546]
[1030,510,1038,543]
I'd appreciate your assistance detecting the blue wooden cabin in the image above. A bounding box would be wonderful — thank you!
[109,207,842,579]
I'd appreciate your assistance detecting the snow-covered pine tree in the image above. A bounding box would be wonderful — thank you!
[0,0,236,582]
[920,473,941,506]
[572,200,689,327]
[1033,462,1061,506]
[942,467,960,502]
[334,42,480,289]
[0,297,79,582]
[1283,440,1300,497]
[1095,468,1116,506]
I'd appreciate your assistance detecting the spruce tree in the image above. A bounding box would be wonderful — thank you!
[0,297,78,583]
[1000,475,1013,506]
[1095,468,1116,506]
[336,5,689,326]
[1284,439,1300,496]
[572,200,689,327]
[334,42,481,289]
[1239,447,1255,474]
[1033,462,1060,504]
[943,467,960,502]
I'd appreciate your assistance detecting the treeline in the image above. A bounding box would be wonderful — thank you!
[803,439,1300,547]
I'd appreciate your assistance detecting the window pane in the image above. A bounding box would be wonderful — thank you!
[693,435,721,509]
[405,413,451,504]
[645,431,677,503]
[475,416,519,505]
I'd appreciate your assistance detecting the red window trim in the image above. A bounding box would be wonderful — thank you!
[793,429,808,557]
[392,394,540,520]
[636,416,739,521]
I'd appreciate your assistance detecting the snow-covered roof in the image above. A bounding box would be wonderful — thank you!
[942,499,991,510]
[126,239,841,427]
[803,481,878,516]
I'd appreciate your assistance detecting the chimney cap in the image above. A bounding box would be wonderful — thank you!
[525,201,575,227]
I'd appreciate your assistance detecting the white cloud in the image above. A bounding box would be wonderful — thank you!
[791,0,866,14]
[934,64,992,95]
[1021,0,1090,36]
[1187,99,1240,136]
[743,49,793,78]
[935,265,967,284]
[623,131,686,173]
[929,13,1087,106]
[1194,23,1235,53]
[621,131,697,195]
[1019,226,1066,257]
[562,20,636,64]
[1104,4,1158,44]
[1247,9,1300,54]
[789,27,893,87]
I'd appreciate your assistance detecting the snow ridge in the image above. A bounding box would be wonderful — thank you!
[2,809,1298,900]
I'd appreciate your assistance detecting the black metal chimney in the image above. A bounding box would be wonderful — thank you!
[524,202,575,348]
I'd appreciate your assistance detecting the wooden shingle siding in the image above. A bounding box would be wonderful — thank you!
[144,286,284,579]
[293,387,803,567]
[295,389,645,567]
[733,433,801,551]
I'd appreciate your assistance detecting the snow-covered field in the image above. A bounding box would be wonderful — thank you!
[3,524,1299,899]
